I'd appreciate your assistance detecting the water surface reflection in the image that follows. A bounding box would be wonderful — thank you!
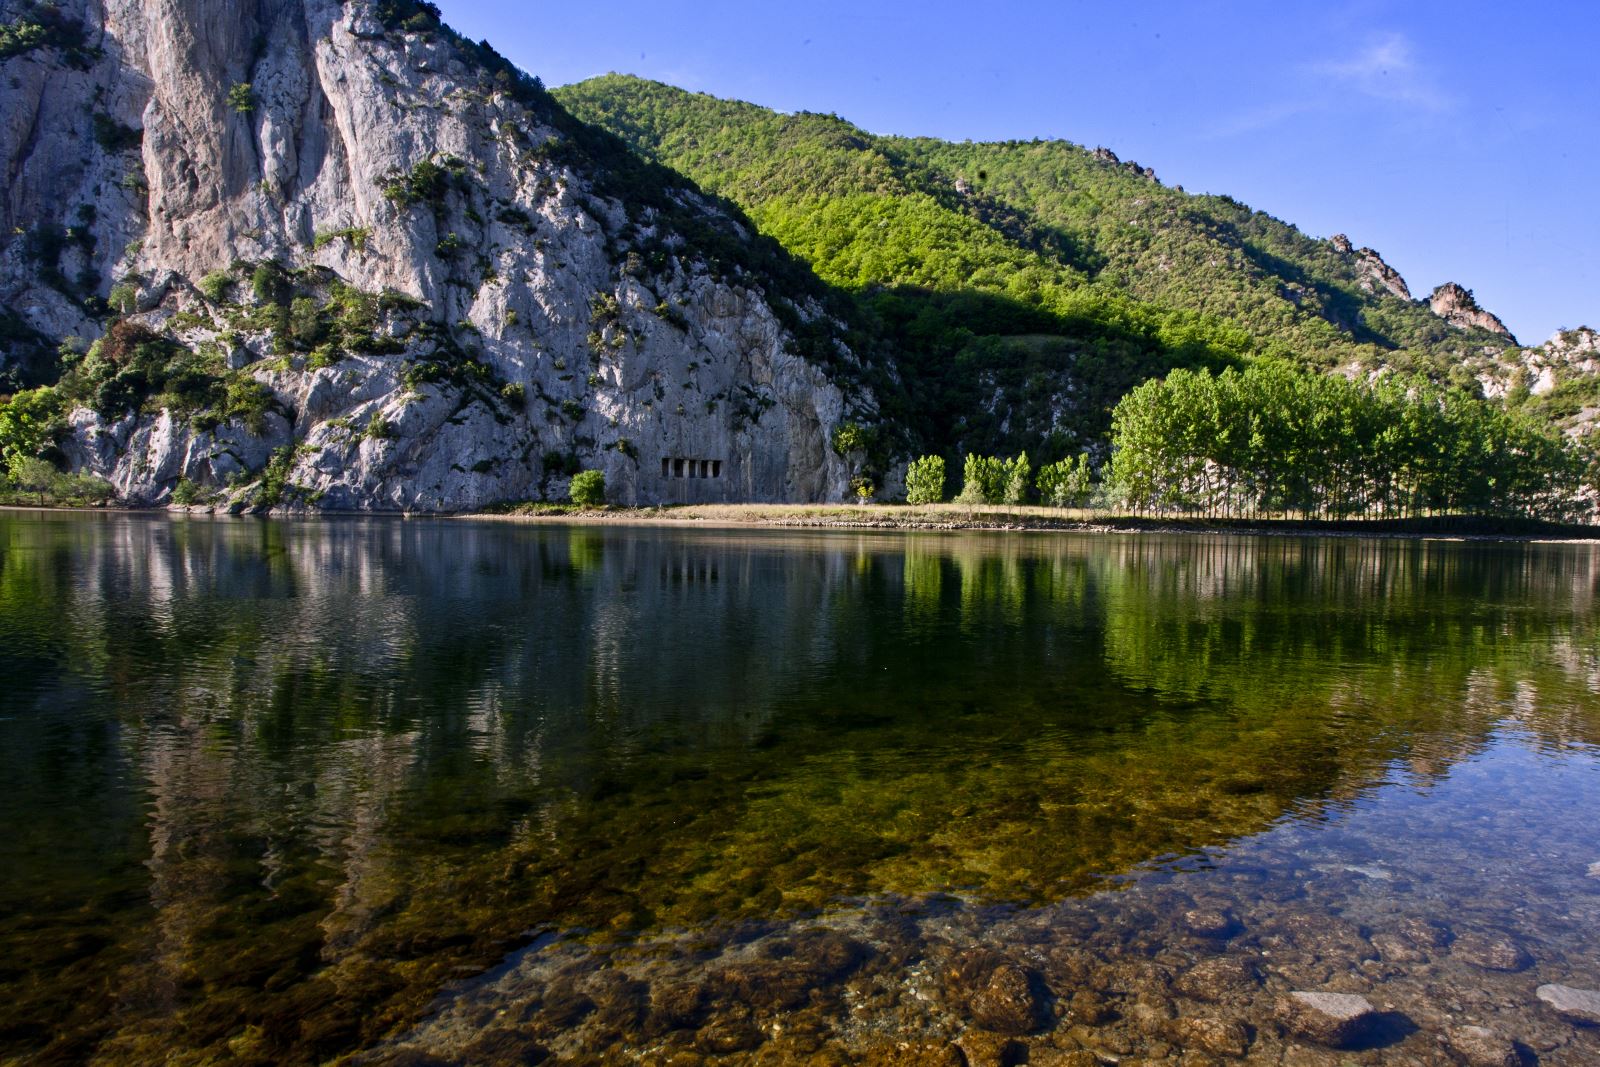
[1,515,1597,1063]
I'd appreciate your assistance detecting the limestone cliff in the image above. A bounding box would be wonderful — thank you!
[1471,327,1600,435]
[1429,282,1515,342]
[1327,236,1523,350]
[0,0,868,508]
[1328,235,1412,301]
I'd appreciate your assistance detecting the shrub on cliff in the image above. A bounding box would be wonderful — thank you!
[197,270,234,303]
[0,4,96,66]
[225,83,254,114]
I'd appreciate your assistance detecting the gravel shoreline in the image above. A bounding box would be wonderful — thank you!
[456,504,1600,542]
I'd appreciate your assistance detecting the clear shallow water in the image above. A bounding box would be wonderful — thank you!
[1,514,1598,1064]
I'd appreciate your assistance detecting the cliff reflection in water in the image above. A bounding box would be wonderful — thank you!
[0,513,1596,1064]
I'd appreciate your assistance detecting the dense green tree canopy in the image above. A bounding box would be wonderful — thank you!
[555,75,1557,499]
[1106,362,1591,521]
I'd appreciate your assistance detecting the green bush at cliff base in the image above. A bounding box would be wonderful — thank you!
[0,455,112,506]
[1037,453,1094,507]
[904,455,945,504]
[957,453,1030,505]
[0,386,66,474]
[569,469,606,507]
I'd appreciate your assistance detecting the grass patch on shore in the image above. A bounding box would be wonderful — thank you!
[463,502,1600,539]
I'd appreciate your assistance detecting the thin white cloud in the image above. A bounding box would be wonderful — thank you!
[1204,32,1454,139]
[1312,33,1453,111]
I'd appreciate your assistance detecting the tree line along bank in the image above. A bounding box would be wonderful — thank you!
[893,360,1593,522]
[3,357,1593,519]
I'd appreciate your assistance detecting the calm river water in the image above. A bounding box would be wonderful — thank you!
[2,513,1598,1065]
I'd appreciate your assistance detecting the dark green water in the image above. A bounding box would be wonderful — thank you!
[2,514,1599,1065]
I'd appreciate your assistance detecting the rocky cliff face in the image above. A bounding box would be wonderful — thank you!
[1328,236,1527,345]
[0,0,867,508]
[1429,282,1515,341]
[1329,235,1412,301]
[1473,327,1600,435]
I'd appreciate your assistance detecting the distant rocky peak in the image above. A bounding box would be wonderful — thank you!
[1329,235,1411,301]
[1091,146,1156,182]
[1430,283,1515,341]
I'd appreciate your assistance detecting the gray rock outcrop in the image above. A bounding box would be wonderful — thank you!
[1091,145,1155,181]
[0,0,869,508]
[1473,326,1600,437]
[1329,235,1412,300]
[1430,282,1515,341]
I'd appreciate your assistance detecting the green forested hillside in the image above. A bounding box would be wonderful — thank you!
[555,75,1527,464]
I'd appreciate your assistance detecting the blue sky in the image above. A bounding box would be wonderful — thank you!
[435,1,1597,344]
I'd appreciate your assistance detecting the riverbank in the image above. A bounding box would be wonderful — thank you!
[464,502,1600,541]
[8,501,1598,540]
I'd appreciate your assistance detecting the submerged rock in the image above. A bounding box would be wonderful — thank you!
[857,1040,966,1066]
[531,988,594,1034]
[969,962,1043,1035]
[645,979,707,1035]
[1452,932,1532,972]
[1537,984,1600,1025]
[1276,912,1375,963]
[954,1030,1024,1066]
[1182,907,1238,939]
[694,1016,765,1054]
[1372,931,1427,963]
[1175,956,1259,1003]
[1442,1024,1519,1067]
[1396,917,1454,951]
[1276,990,1376,1047]
[1125,994,1176,1034]
[1064,989,1114,1026]
[1169,1013,1251,1057]
[1023,1050,1098,1067]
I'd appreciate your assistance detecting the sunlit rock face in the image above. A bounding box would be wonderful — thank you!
[0,0,865,508]
[1329,234,1412,302]
[1429,281,1515,340]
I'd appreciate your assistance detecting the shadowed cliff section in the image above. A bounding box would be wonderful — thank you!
[553,74,1524,371]
[556,74,1600,451]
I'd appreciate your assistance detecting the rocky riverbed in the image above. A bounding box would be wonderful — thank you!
[366,734,1600,1066]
